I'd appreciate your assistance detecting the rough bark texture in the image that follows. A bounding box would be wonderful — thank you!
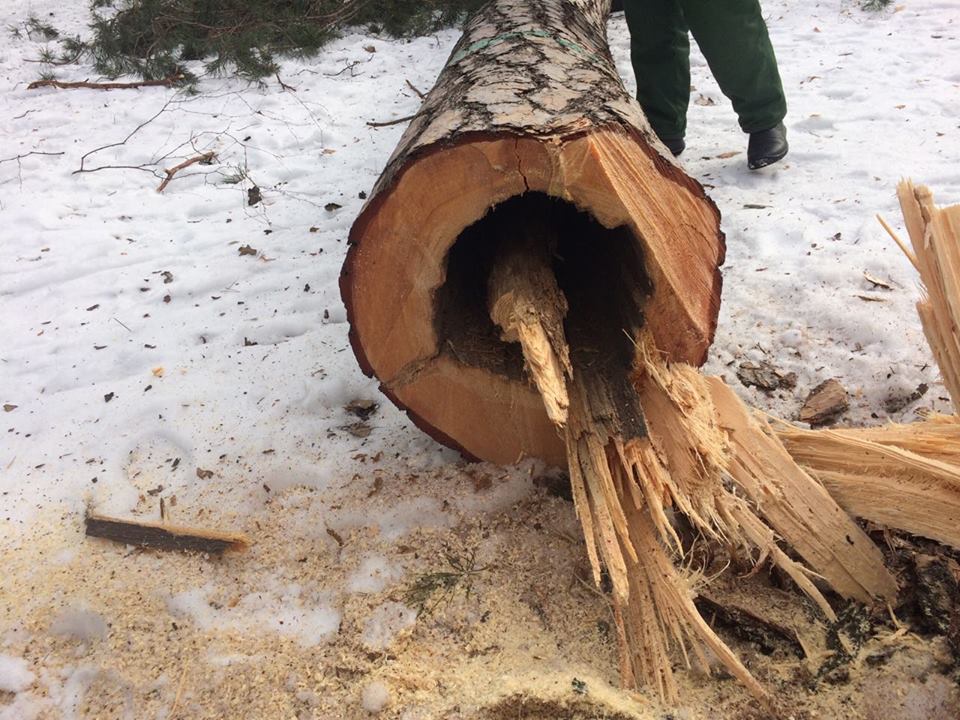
[366,0,653,192]
[342,0,724,466]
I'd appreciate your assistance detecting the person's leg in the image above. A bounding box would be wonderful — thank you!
[622,0,691,142]
[678,0,786,133]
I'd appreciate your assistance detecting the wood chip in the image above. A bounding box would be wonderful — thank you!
[799,379,849,426]
[737,361,788,392]
[863,271,892,290]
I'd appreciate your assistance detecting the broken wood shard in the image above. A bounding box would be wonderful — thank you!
[895,181,960,410]
[488,225,572,425]
[706,377,898,604]
[799,378,849,426]
[85,512,249,554]
[777,415,960,550]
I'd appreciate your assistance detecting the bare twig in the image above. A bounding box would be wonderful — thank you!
[157,151,216,192]
[75,97,175,174]
[366,113,418,128]
[324,58,370,77]
[405,79,426,100]
[275,72,297,92]
[0,150,64,165]
[28,73,184,91]
[0,151,65,190]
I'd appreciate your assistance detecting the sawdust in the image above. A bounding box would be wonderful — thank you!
[1,471,958,719]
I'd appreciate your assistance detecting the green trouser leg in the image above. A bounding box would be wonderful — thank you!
[622,0,691,140]
[622,0,787,137]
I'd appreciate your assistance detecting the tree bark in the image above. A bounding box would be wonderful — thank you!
[342,0,724,466]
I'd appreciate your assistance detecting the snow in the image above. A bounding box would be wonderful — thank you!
[361,680,392,713]
[167,581,341,646]
[0,0,957,716]
[0,654,34,692]
[48,608,108,643]
[361,601,418,650]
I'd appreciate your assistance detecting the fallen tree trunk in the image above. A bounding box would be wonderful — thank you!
[342,0,900,704]
[342,0,724,467]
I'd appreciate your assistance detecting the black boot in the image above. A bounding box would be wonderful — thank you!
[658,135,685,157]
[747,122,788,169]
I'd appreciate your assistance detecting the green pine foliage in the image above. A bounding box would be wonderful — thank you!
[77,0,487,83]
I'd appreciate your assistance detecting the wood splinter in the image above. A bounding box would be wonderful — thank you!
[85,512,249,554]
[488,223,573,426]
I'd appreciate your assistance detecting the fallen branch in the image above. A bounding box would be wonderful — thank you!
[28,73,184,91]
[85,512,248,554]
[366,113,418,128]
[405,79,426,99]
[157,151,216,192]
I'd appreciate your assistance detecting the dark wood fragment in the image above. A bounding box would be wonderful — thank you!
[85,512,248,554]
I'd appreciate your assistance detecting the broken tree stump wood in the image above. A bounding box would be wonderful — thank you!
[704,377,898,603]
[85,512,249,554]
[342,0,724,466]
[894,181,960,411]
[776,415,960,550]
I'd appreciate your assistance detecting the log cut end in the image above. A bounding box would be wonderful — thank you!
[342,129,724,465]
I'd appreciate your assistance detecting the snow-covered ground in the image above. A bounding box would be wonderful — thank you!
[1,1,958,718]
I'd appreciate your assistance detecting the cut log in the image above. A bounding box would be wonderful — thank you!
[342,0,724,466]
[895,182,960,410]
